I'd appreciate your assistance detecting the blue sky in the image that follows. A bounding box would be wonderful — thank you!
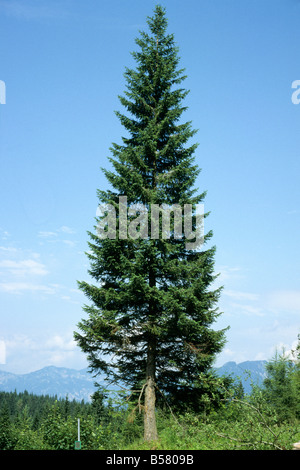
[0,0,299,374]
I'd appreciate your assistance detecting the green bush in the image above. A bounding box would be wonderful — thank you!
[41,403,103,450]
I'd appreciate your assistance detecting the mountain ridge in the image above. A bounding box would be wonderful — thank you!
[215,360,268,394]
[0,365,97,402]
[0,360,268,402]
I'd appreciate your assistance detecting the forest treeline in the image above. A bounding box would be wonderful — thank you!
[0,346,299,450]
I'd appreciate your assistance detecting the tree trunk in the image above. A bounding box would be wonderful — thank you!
[144,340,158,441]
[144,254,158,442]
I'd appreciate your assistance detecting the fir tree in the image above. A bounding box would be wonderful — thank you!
[263,341,300,422]
[74,5,228,441]
[0,403,14,450]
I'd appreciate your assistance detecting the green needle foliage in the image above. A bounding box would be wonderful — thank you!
[263,338,300,422]
[74,5,228,440]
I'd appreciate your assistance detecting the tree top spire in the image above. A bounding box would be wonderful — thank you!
[147,4,168,37]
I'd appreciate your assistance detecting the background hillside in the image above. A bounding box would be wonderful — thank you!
[216,360,268,394]
[0,361,268,401]
[0,366,95,402]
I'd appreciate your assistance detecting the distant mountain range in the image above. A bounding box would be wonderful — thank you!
[0,366,97,403]
[216,360,268,394]
[0,361,268,402]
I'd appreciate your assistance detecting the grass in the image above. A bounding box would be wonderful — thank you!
[121,410,300,451]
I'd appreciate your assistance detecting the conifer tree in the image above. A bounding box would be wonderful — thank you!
[74,5,227,441]
[263,340,300,422]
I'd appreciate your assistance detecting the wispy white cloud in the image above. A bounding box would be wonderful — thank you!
[45,334,76,352]
[2,331,84,373]
[223,290,260,301]
[0,259,48,276]
[38,226,76,247]
[0,0,70,21]
[59,226,75,234]
[62,240,77,248]
[0,340,6,364]
[266,290,300,313]
[229,302,265,317]
[280,338,299,361]
[38,225,75,237]
[0,246,18,253]
[0,229,10,240]
[214,265,244,285]
[0,281,55,294]
[38,231,58,239]
[0,246,53,294]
